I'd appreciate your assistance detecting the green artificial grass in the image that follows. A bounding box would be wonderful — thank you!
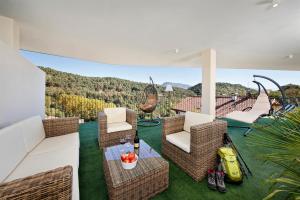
[79,119,281,200]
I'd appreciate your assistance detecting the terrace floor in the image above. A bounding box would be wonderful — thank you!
[78,119,281,200]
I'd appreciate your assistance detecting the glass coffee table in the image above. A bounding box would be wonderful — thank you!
[103,140,169,200]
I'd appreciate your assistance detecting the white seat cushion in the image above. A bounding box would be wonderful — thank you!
[104,107,126,123]
[107,122,132,133]
[31,132,79,154]
[226,92,270,124]
[226,110,264,124]
[0,122,27,183]
[5,147,79,200]
[19,116,46,153]
[166,131,191,153]
[184,112,214,132]
[30,132,80,167]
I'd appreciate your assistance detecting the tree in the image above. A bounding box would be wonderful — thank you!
[248,108,300,200]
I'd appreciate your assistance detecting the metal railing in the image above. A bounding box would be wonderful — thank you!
[46,94,278,121]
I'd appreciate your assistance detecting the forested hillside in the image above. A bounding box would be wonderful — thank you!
[42,67,194,103]
[269,84,300,98]
[189,83,256,96]
[41,67,195,119]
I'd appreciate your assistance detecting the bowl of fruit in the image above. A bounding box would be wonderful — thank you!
[120,152,138,170]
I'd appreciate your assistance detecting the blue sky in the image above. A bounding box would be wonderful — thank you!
[21,50,300,90]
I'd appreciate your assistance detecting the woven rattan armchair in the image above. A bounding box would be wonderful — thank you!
[0,117,79,200]
[98,108,137,148]
[162,114,227,181]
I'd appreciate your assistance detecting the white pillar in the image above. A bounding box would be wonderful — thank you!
[0,16,20,50]
[201,48,216,118]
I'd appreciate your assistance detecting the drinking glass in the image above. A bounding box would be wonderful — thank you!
[125,134,131,151]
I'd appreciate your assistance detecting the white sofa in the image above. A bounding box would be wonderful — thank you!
[0,116,80,200]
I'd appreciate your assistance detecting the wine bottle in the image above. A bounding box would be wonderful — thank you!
[134,130,140,149]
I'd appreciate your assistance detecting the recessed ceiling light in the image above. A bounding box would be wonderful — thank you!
[175,48,179,54]
[288,54,294,59]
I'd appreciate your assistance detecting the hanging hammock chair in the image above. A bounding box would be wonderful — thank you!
[138,77,160,126]
[139,77,158,113]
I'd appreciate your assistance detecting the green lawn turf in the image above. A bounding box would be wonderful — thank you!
[78,119,281,200]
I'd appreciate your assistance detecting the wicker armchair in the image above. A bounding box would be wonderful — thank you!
[162,114,227,181]
[98,108,137,148]
[0,117,79,200]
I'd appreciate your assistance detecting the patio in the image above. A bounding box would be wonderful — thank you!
[1,1,299,199]
[79,118,280,200]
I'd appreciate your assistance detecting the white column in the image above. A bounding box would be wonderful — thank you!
[201,48,216,118]
[0,16,20,50]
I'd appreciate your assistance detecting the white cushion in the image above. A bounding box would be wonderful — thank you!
[104,107,126,123]
[166,131,191,153]
[30,132,80,167]
[5,148,79,200]
[226,110,264,124]
[31,132,79,155]
[20,116,46,153]
[0,122,27,183]
[226,93,270,124]
[183,112,214,132]
[251,92,271,113]
[107,122,132,133]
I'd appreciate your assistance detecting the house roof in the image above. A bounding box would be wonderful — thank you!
[0,0,299,70]
[172,96,201,112]
[172,96,257,116]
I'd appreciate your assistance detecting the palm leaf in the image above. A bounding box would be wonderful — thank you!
[248,108,300,199]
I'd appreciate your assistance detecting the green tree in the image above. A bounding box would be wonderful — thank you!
[248,108,300,200]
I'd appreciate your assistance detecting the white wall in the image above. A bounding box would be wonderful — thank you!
[0,41,45,128]
[0,16,19,50]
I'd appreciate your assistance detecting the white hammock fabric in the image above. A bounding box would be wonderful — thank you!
[226,92,271,124]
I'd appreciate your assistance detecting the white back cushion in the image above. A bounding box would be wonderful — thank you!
[20,116,46,153]
[0,122,27,182]
[104,107,126,123]
[183,112,214,132]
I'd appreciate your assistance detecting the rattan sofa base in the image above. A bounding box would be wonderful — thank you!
[0,162,73,200]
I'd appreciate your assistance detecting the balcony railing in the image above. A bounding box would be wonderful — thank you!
[45,94,299,121]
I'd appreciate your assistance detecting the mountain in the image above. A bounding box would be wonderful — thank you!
[269,84,300,98]
[162,82,191,90]
[41,66,195,105]
[189,83,256,96]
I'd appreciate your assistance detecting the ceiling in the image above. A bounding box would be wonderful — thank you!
[0,0,299,70]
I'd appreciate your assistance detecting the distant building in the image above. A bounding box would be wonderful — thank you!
[172,96,256,117]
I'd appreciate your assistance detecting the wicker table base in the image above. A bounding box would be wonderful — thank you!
[103,140,169,200]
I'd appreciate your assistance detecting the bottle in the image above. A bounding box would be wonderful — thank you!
[134,130,140,149]
[134,147,139,156]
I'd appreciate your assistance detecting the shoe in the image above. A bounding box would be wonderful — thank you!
[216,171,226,193]
[207,169,217,190]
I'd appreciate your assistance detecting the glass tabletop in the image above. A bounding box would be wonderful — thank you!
[104,139,161,161]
